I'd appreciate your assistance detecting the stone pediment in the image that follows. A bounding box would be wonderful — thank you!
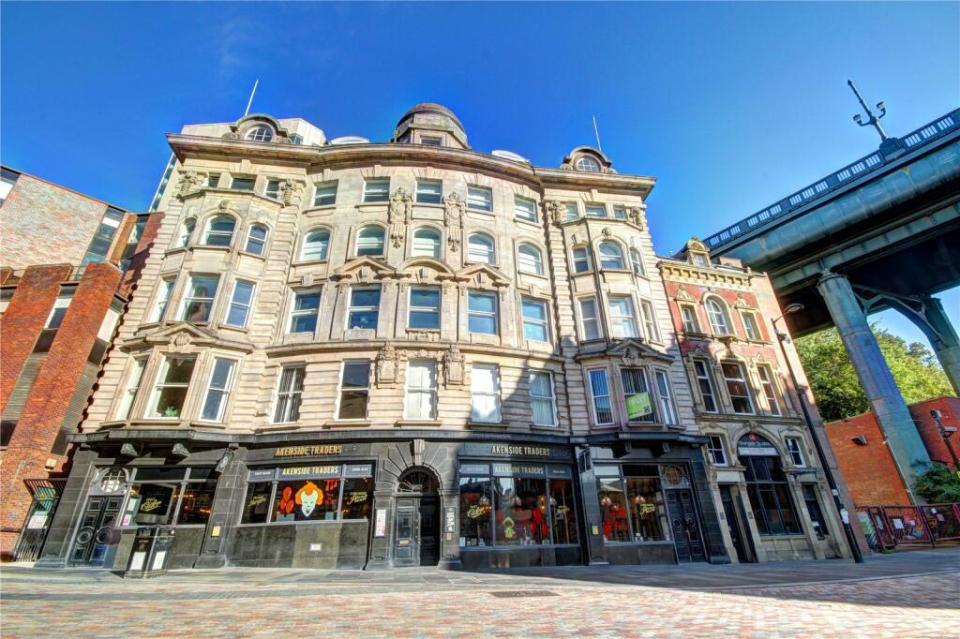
[124,322,254,354]
[454,263,511,288]
[604,338,674,364]
[330,257,405,283]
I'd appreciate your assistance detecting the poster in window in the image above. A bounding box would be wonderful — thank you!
[626,393,652,420]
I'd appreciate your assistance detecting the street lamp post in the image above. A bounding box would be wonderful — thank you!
[930,409,960,469]
[772,303,865,563]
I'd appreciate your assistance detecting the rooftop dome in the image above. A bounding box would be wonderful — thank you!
[393,102,469,149]
[397,103,465,130]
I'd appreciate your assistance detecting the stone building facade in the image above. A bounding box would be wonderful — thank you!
[659,239,852,562]
[38,105,732,570]
[0,166,158,559]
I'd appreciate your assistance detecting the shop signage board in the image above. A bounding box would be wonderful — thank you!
[737,435,778,456]
[460,442,571,460]
[626,393,652,420]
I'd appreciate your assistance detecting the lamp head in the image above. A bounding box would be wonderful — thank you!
[784,303,805,315]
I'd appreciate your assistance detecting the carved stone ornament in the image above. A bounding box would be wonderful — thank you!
[412,439,426,466]
[601,227,613,238]
[281,180,305,207]
[376,343,399,386]
[444,344,465,385]
[171,332,194,354]
[443,192,464,252]
[628,207,647,229]
[177,170,203,198]
[545,200,566,225]
[675,287,694,302]
[389,187,413,248]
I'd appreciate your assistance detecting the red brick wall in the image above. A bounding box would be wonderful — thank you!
[119,212,164,298]
[0,264,73,411]
[0,262,121,554]
[825,413,913,506]
[909,396,960,470]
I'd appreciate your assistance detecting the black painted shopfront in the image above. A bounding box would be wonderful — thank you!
[37,431,728,571]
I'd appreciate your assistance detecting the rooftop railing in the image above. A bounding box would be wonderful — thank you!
[702,108,960,252]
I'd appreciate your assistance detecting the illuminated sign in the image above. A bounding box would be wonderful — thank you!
[274,445,343,458]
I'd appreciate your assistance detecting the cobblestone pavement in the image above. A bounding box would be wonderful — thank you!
[2,550,958,638]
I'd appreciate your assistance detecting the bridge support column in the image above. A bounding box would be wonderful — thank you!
[922,296,960,396]
[816,272,931,493]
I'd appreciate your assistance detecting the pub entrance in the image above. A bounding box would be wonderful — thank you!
[69,494,123,566]
[392,469,440,567]
[719,484,755,563]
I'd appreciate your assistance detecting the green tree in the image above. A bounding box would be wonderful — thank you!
[913,464,960,503]
[795,325,953,422]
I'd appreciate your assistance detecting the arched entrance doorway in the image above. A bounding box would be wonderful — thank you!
[392,468,440,567]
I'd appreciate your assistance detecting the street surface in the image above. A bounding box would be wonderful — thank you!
[1,548,958,638]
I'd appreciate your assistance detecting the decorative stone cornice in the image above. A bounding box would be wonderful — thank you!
[658,258,756,288]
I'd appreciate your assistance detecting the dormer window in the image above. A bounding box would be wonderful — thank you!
[420,135,443,146]
[245,125,274,142]
[691,252,709,268]
[575,156,601,172]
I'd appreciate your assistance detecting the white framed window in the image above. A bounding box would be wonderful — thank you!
[564,202,579,221]
[273,365,305,423]
[589,369,614,425]
[621,367,654,422]
[609,296,639,339]
[585,204,606,218]
[245,125,273,142]
[363,178,390,203]
[338,360,371,420]
[301,229,330,262]
[116,357,147,419]
[412,227,442,258]
[579,297,602,340]
[470,364,501,423]
[180,274,220,323]
[598,241,625,269]
[420,135,443,146]
[706,298,731,335]
[708,435,728,466]
[517,243,544,275]
[630,248,645,275]
[151,277,176,323]
[529,371,557,427]
[693,360,718,413]
[786,437,806,467]
[572,247,591,273]
[467,233,495,264]
[245,223,268,255]
[680,304,699,333]
[45,294,72,329]
[200,358,236,422]
[404,359,438,420]
[742,311,762,341]
[408,287,440,330]
[356,225,385,257]
[521,297,549,342]
[467,186,493,212]
[289,290,321,333]
[313,181,337,207]
[721,362,754,414]
[514,196,537,222]
[230,177,255,191]
[225,280,256,328]
[204,215,236,247]
[654,370,678,425]
[613,206,627,220]
[148,356,196,419]
[468,290,498,335]
[575,156,601,172]
[176,218,196,248]
[636,299,658,342]
[264,179,281,200]
[347,287,380,330]
[416,179,443,204]
[757,364,782,415]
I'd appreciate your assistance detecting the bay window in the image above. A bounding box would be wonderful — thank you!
[180,274,220,323]
[148,356,196,419]
[609,296,639,339]
[579,297,602,340]
[589,369,613,425]
[225,280,255,328]
[722,362,754,414]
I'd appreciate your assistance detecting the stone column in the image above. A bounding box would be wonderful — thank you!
[194,447,246,569]
[575,446,608,565]
[923,296,960,396]
[816,272,931,490]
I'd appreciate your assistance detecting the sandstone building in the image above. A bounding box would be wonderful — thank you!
[37,105,851,570]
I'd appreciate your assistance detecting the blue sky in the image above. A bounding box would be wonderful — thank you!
[2,2,957,343]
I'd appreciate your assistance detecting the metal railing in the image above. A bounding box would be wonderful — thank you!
[857,503,960,552]
[703,108,960,252]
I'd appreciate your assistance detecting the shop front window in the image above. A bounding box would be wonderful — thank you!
[739,435,801,535]
[598,476,630,542]
[118,467,215,527]
[240,464,375,525]
[495,476,549,545]
[126,482,179,526]
[626,476,666,542]
[549,479,578,545]
[596,465,670,543]
[459,475,494,547]
[241,482,273,524]
[340,477,375,520]
[176,481,218,525]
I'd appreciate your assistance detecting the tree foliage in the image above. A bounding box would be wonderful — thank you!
[795,324,953,422]
[913,464,960,503]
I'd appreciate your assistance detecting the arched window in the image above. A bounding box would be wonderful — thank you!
[356,225,385,257]
[575,156,601,172]
[204,215,235,247]
[630,248,645,275]
[301,229,330,262]
[245,125,273,142]
[245,223,269,255]
[467,233,495,264]
[705,298,731,335]
[176,218,196,248]
[412,227,442,259]
[737,435,801,535]
[598,241,625,270]
[517,243,544,275]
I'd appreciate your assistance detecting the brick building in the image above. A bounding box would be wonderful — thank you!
[0,166,159,559]
[825,396,960,507]
[658,238,855,562]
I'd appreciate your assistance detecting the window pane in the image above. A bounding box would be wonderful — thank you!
[363,179,390,202]
[273,479,341,522]
[522,299,548,342]
[127,483,179,526]
[529,372,556,427]
[302,230,330,261]
[356,227,385,256]
[340,477,374,520]
[518,245,543,274]
[342,361,370,388]
[573,247,590,273]
[467,235,495,263]
[598,477,630,542]
[226,281,254,327]
[590,370,613,424]
[626,476,666,541]
[176,481,218,525]
[467,187,492,212]
[412,229,441,258]
[586,204,606,218]
[514,196,537,222]
[338,391,368,419]
[416,180,443,204]
[459,476,494,546]
[314,182,337,206]
[241,482,273,523]
[550,479,578,544]
[599,241,625,269]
